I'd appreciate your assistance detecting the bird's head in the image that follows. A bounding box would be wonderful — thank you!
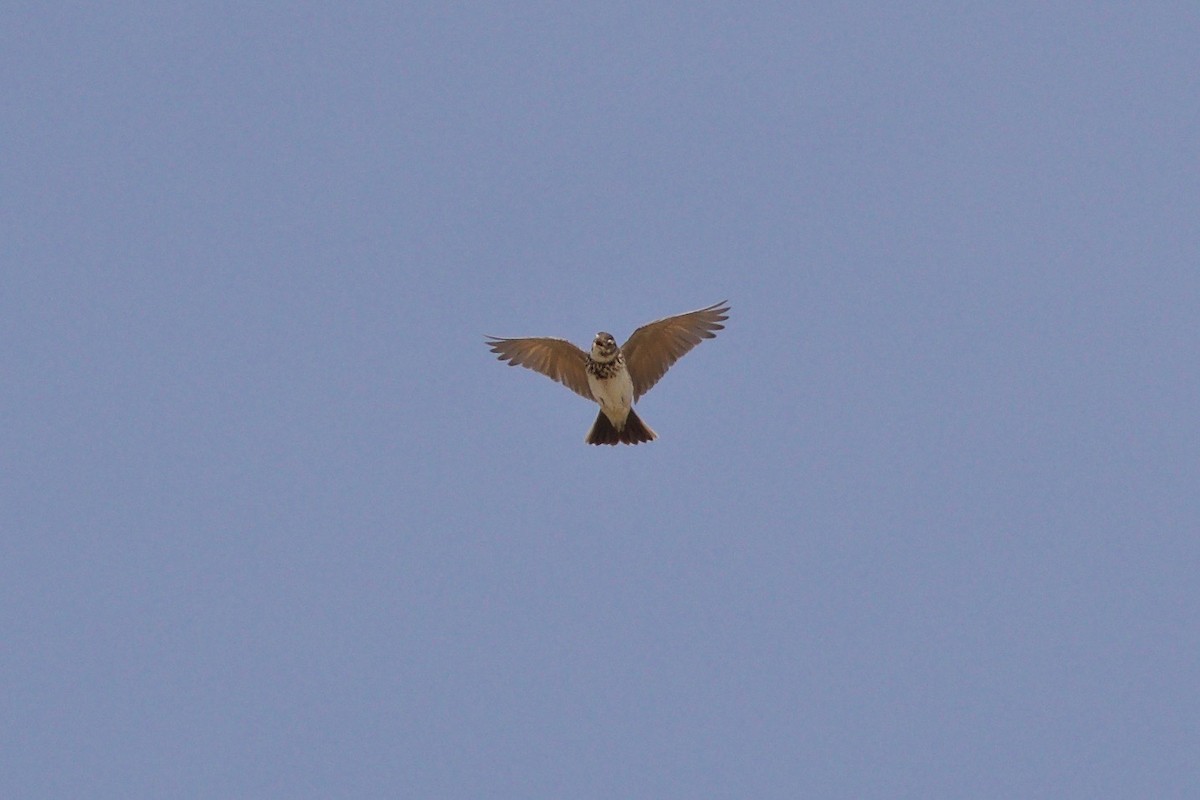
[591,332,618,361]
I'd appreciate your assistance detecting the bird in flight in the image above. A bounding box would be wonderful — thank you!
[486,301,730,445]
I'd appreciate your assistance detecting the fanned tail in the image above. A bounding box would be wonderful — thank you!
[586,408,658,446]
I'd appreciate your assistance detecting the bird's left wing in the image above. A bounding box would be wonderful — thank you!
[621,301,730,400]
[485,337,593,400]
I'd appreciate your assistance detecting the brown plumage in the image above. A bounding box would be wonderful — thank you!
[486,302,729,445]
[585,407,657,445]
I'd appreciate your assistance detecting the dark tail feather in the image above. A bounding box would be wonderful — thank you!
[586,408,658,446]
[586,411,621,445]
[619,409,657,444]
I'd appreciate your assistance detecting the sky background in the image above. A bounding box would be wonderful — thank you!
[3,3,1198,797]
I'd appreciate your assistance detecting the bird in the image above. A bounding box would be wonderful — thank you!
[485,301,729,445]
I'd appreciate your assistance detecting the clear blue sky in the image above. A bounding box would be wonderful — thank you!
[4,4,1197,797]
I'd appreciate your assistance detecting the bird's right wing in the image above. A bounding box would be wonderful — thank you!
[485,337,593,400]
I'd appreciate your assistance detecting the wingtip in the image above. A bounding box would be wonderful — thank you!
[702,300,731,318]
[705,300,731,328]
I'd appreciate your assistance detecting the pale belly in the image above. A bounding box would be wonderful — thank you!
[588,369,635,426]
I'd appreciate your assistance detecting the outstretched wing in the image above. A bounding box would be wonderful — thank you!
[621,301,730,400]
[485,336,593,400]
